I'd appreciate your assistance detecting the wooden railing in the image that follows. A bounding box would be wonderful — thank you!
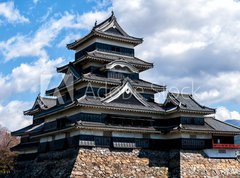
[213,143,240,149]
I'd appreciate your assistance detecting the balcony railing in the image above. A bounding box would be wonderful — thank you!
[213,143,240,149]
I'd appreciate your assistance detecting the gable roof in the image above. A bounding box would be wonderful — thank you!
[93,11,129,36]
[57,62,81,77]
[24,96,57,115]
[77,95,165,114]
[101,78,150,107]
[164,92,215,114]
[67,12,143,50]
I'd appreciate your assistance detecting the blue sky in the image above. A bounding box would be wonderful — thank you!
[0,0,240,130]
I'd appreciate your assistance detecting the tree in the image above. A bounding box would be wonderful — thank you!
[0,125,19,174]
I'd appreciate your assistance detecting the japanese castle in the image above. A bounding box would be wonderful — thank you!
[12,12,240,159]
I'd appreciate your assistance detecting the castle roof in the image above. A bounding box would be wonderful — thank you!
[180,117,240,134]
[45,73,166,96]
[24,96,57,115]
[164,92,215,114]
[67,12,143,50]
[57,50,153,73]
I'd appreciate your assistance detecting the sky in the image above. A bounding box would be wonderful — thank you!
[0,0,240,131]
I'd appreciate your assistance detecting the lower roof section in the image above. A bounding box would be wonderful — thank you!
[181,117,240,135]
[12,115,240,138]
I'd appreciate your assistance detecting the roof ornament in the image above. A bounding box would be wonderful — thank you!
[111,10,114,16]
[37,93,41,99]
[94,20,97,27]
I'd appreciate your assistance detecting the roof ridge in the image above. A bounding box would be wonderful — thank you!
[188,94,206,109]
[168,92,181,106]
[204,117,216,130]
[169,92,192,96]
[210,117,240,130]
[93,12,114,30]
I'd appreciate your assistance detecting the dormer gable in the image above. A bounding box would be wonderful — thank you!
[101,60,139,73]
[102,78,150,107]
[24,95,57,115]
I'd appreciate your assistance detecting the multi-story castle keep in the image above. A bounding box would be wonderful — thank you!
[12,12,240,162]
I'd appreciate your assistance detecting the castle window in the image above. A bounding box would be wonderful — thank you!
[181,117,204,125]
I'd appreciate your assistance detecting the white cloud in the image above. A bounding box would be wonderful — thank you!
[215,106,240,122]
[0,2,29,24]
[0,11,109,61]
[110,0,240,108]
[33,0,39,4]
[0,10,111,100]
[0,101,32,131]
[195,72,240,104]
[0,57,64,100]
[0,9,112,131]
[39,7,52,23]
[57,33,81,48]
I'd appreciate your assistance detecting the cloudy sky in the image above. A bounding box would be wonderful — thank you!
[0,0,240,130]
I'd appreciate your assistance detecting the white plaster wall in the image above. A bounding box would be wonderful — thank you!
[70,130,80,137]
[55,133,66,140]
[181,133,212,139]
[112,132,143,138]
[40,136,53,143]
[80,129,104,136]
[150,133,181,139]
[17,149,38,155]
[204,149,239,158]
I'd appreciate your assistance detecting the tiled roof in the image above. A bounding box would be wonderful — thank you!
[181,117,240,134]
[205,117,240,133]
[11,141,39,151]
[57,50,152,74]
[165,92,215,114]
[86,50,153,68]
[11,123,44,136]
[82,73,165,91]
[24,96,57,115]
[181,123,214,131]
[77,95,165,113]
[46,73,165,96]
[67,12,142,50]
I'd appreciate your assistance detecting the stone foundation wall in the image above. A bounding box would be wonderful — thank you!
[4,148,240,178]
[71,148,177,178]
[180,150,240,177]
[4,149,79,178]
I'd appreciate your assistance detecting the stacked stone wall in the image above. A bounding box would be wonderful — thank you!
[4,148,240,177]
[180,150,240,177]
[70,148,175,178]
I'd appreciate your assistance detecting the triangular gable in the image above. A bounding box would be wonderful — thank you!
[94,12,130,38]
[30,96,48,111]
[102,79,150,107]
[164,93,179,106]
